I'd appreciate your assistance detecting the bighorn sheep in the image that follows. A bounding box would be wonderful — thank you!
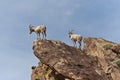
[68,30,82,49]
[29,24,46,39]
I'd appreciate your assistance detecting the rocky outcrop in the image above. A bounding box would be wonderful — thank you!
[83,37,120,80]
[31,37,120,80]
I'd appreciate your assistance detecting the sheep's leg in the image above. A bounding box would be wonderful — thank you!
[37,33,40,40]
[42,32,44,40]
[42,31,46,40]
[73,41,75,47]
[44,31,46,39]
[43,32,46,40]
[37,33,39,39]
[78,41,81,49]
[38,33,40,39]
[73,41,76,47]
[75,42,77,48]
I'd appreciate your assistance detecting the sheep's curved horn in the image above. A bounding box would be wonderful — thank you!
[71,29,74,32]
[69,29,74,33]
[29,24,32,28]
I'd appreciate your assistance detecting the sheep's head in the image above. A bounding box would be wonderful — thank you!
[68,30,73,37]
[29,24,34,34]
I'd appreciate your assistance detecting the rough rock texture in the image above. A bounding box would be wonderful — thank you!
[31,37,120,80]
[83,37,120,80]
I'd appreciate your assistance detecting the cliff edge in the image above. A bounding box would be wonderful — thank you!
[31,37,120,80]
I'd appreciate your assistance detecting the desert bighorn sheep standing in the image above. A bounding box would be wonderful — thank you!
[68,30,82,49]
[29,24,46,39]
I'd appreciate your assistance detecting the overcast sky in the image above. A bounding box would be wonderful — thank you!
[0,0,120,80]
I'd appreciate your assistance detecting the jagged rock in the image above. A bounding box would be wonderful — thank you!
[32,40,110,80]
[111,44,120,55]
[84,37,120,80]
[31,62,65,80]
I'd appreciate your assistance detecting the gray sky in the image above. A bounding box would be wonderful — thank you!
[0,0,120,80]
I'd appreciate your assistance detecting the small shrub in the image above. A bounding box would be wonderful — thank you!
[103,44,113,50]
[112,59,120,67]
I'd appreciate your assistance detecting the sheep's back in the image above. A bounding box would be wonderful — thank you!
[34,27,41,32]
[71,34,82,41]
[39,25,46,31]
[35,25,46,32]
